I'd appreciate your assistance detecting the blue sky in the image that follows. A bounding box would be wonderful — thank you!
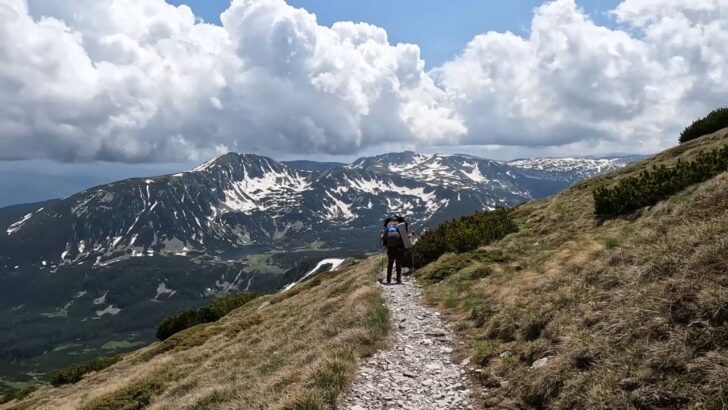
[170,0,621,68]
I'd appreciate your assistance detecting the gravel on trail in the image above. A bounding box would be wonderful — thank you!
[341,275,475,410]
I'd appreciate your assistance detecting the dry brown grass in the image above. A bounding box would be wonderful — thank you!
[2,257,388,410]
[419,129,728,409]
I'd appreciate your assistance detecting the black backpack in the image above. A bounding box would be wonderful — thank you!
[385,226,403,248]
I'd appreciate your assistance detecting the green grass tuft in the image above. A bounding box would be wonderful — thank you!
[364,294,390,341]
[286,392,327,410]
[604,237,620,249]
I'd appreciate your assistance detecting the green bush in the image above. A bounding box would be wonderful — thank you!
[49,355,121,387]
[156,292,259,341]
[414,208,518,268]
[0,385,37,404]
[680,107,728,143]
[594,143,728,218]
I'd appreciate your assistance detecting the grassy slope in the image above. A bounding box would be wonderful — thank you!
[419,128,728,409]
[2,258,388,410]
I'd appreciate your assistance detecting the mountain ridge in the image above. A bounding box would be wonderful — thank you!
[0,151,641,269]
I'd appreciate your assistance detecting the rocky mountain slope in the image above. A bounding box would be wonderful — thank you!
[0,151,638,392]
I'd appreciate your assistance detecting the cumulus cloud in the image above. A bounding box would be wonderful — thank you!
[0,0,463,161]
[0,0,726,162]
[436,0,728,153]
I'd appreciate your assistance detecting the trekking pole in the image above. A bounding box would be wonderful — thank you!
[412,244,415,276]
[409,226,416,276]
[376,237,385,283]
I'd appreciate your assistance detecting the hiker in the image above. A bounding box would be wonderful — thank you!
[380,215,407,284]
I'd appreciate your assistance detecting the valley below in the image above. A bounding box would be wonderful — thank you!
[0,244,362,395]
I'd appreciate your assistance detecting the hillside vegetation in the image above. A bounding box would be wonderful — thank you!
[414,208,518,269]
[156,292,260,341]
[1,259,388,410]
[594,142,728,218]
[680,107,728,143]
[418,127,728,408]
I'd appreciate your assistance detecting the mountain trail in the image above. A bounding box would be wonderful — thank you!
[341,274,474,409]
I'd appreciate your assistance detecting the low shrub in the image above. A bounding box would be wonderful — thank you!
[679,107,728,143]
[594,143,728,218]
[0,385,37,404]
[49,355,121,387]
[414,208,517,268]
[156,292,259,341]
[473,339,500,363]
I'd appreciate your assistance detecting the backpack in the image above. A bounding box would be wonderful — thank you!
[385,226,403,248]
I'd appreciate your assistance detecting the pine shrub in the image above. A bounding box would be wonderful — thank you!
[680,107,728,143]
[594,144,728,218]
[414,208,518,268]
[49,355,121,387]
[0,386,37,404]
[156,292,259,341]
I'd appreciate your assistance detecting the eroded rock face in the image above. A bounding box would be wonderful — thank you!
[340,276,474,410]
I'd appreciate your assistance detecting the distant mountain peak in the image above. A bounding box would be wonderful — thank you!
[191,152,280,173]
[1,150,642,270]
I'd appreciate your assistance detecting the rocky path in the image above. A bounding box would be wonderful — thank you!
[341,276,474,410]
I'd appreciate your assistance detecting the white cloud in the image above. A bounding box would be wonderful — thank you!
[0,0,726,162]
[436,0,728,154]
[0,0,463,161]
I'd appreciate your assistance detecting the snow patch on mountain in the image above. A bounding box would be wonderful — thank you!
[282,258,346,292]
[324,192,355,220]
[5,207,44,236]
[96,305,121,317]
[6,212,33,235]
[461,164,487,183]
[386,153,435,173]
[111,236,124,248]
[152,283,176,302]
[192,155,224,172]
[221,165,310,215]
[93,291,108,305]
[509,157,624,174]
